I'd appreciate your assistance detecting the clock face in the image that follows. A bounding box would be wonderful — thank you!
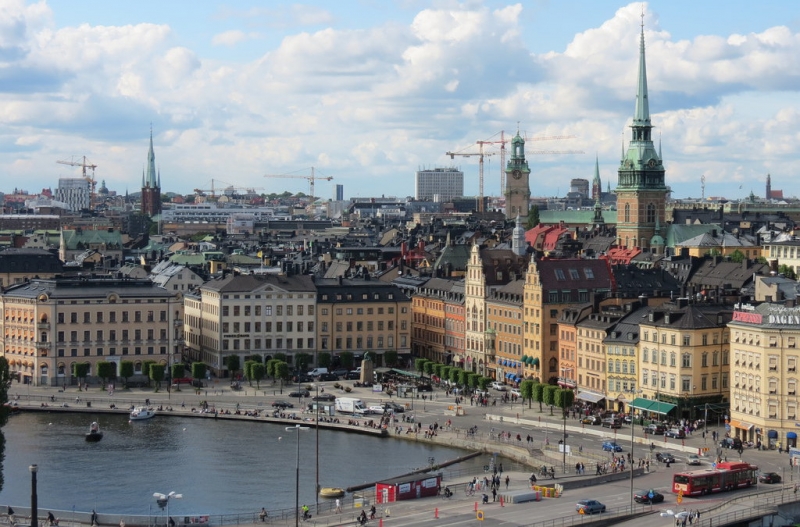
[648,159,657,168]
[512,169,522,180]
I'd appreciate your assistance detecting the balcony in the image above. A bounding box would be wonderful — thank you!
[37,322,50,330]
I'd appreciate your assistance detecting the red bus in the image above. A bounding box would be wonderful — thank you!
[672,461,758,496]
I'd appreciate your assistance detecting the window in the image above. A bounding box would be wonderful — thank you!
[70,313,77,323]
[682,353,691,368]
[84,312,90,323]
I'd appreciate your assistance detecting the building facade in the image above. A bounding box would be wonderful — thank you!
[0,277,182,386]
[486,279,524,383]
[55,178,91,212]
[414,168,464,202]
[141,130,162,218]
[183,273,317,375]
[504,133,531,219]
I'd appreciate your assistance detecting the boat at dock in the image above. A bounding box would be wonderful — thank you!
[129,406,156,420]
[85,421,103,442]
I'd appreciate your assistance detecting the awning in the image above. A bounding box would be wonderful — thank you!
[788,432,797,439]
[386,369,423,379]
[530,358,540,367]
[576,391,605,403]
[768,430,778,439]
[729,419,754,431]
[628,397,677,416]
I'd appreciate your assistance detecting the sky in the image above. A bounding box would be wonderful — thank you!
[2,1,800,202]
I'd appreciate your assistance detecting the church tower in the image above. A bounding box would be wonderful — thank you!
[615,18,667,250]
[504,131,531,219]
[766,173,772,200]
[140,128,162,217]
[591,154,602,201]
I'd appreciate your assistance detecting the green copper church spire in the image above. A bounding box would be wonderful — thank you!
[146,125,157,188]
[633,13,651,130]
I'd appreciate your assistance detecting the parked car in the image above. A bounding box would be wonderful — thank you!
[621,414,632,424]
[644,424,667,435]
[602,418,622,429]
[686,454,702,465]
[289,389,310,398]
[510,388,521,397]
[416,384,433,392]
[575,500,606,514]
[332,368,349,377]
[490,382,507,391]
[602,441,623,452]
[345,371,361,380]
[272,400,294,409]
[318,373,339,382]
[720,437,743,450]
[367,405,386,415]
[759,472,782,484]
[582,416,602,426]
[293,374,313,383]
[633,489,664,504]
[382,402,405,413]
[665,428,686,439]
[655,452,675,463]
[312,393,336,402]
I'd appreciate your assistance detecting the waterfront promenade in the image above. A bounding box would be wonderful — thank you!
[4,380,798,526]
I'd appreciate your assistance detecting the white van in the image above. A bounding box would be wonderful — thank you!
[307,368,328,377]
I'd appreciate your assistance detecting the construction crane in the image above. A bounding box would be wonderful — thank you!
[445,145,496,213]
[57,156,98,210]
[478,131,583,191]
[263,167,333,201]
[193,179,264,198]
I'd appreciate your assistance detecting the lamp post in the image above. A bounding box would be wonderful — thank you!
[628,387,641,512]
[315,383,321,516]
[559,368,574,475]
[29,464,38,527]
[286,424,310,527]
[153,491,182,527]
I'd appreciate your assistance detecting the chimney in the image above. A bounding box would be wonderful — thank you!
[638,295,649,308]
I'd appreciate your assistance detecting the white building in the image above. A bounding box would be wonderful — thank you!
[55,178,91,211]
[415,168,464,202]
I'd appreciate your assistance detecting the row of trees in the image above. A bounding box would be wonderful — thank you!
[226,350,400,381]
[71,361,208,393]
[413,358,575,416]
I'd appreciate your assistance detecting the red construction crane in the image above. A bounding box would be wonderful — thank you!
[56,156,97,209]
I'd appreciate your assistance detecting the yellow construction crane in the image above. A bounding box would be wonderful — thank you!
[263,167,333,201]
[57,156,98,209]
[446,146,496,213]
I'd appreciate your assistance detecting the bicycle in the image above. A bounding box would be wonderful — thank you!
[440,488,453,500]
[465,485,475,496]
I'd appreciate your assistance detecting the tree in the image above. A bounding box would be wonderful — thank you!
[266,359,277,381]
[275,361,290,381]
[171,363,185,380]
[520,379,535,408]
[729,250,746,263]
[252,363,266,388]
[449,368,462,385]
[441,366,452,383]
[532,382,545,412]
[274,352,288,363]
[142,360,156,387]
[73,362,90,390]
[415,358,428,377]
[779,264,797,280]
[244,360,256,386]
[526,205,540,229]
[383,350,398,367]
[477,376,491,391]
[457,369,469,386]
[120,361,134,388]
[554,388,575,417]
[227,355,241,379]
[318,352,332,369]
[467,373,479,389]
[543,385,558,415]
[339,352,354,370]
[192,362,207,394]
[295,353,313,372]
[95,361,116,389]
[150,364,165,392]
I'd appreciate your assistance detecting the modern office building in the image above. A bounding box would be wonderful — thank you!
[415,168,464,202]
[335,184,344,201]
[55,178,91,212]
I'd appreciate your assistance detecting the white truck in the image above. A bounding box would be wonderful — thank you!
[335,397,367,415]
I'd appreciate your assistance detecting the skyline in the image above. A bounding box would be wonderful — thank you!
[2,1,800,201]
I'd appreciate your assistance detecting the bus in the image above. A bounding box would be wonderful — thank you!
[672,461,758,496]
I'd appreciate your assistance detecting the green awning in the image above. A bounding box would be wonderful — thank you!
[530,358,540,367]
[629,397,677,415]
[386,369,423,379]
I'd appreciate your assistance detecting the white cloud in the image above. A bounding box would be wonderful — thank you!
[212,30,248,47]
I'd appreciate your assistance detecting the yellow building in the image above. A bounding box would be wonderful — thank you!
[486,279,524,384]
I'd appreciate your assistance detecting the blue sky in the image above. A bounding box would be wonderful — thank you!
[3,1,800,201]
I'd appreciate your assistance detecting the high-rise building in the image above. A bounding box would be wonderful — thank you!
[55,178,90,211]
[334,184,344,201]
[615,22,667,250]
[415,168,463,202]
[504,132,531,219]
[140,129,162,217]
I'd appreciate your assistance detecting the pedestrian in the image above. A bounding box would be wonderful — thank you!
[505,475,510,489]
[492,488,497,502]
[259,508,267,522]
[499,463,503,474]
[335,498,342,513]
[90,510,98,527]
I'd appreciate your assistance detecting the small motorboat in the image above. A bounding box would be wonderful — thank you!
[85,422,103,442]
[129,406,156,420]
[319,487,345,498]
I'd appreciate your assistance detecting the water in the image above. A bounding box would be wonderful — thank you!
[0,412,493,515]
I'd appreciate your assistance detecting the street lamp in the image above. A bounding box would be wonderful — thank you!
[29,464,38,527]
[559,368,574,475]
[153,491,182,527]
[286,424,310,527]
[628,387,642,512]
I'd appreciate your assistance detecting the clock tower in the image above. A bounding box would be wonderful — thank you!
[504,131,531,219]
[615,20,667,250]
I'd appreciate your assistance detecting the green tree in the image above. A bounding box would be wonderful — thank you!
[434,363,445,379]
[226,355,241,379]
[95,361,116,388]
[142,360,156,387]
[543,385,558,415]
[526,205,540,229]
[532,382,545,412]
[729,249,745,263]
[383,350,398,367]
[252,363,266,389]
[275,361,290,381]
[317,352,332,369]
[266,359,277,380]
[274,352,288,363]
[467,373,479,389]
[120,361,135,388]
[477,376,491,391]
[171,363,186,380]
[554,388,575,417]
[295,353,313,372]
[441,366,452,383]
[520,379,535,408]
[779,264,797,280]
[339,352,355,370]
[457,369,469,386]
[244,360,256,386]
[423,361,436,377]
[415,358,428,377]
[449,368,462,385]
[72,362,90,390]
[150,364,165,392]
[192,362,207,394]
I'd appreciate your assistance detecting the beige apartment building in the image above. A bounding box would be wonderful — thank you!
[0,277,182,386]
[183,273,317,376]
[728,302,800,449]
[316,278,412,365]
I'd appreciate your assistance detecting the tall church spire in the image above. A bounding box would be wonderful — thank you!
[592,154,601,200]
[146,126,157,188]
[633,12,651,131]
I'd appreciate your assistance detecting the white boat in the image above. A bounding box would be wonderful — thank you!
[129,406,156,420]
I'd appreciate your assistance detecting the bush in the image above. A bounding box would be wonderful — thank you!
[345,387,352,393]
